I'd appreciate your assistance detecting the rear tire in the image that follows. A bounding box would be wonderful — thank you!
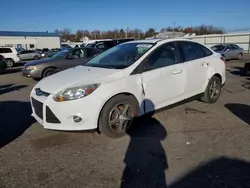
[33,55,39,60]
[99,94,139,138]
[6,59,14,67]
[246,68,250,76]
[201,76,222,103]
[42,68,58,78]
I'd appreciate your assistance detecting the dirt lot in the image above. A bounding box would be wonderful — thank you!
[1,57,250,188]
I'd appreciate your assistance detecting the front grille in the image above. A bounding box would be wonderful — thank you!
[31,98,43,119]
[46,106,61,123]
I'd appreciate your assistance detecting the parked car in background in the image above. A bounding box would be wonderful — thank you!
[42,48,49,53]
[87,38,135,51]
[46,48,62,57]
[30,39,225,138]
[244,62,250,76]
[19,50,41,60]
[211,44,243,60]
[36,49,47,57]
[0,47,20,67]
[0,54,7,74]
[16,48,26,52]
[61,44,72,49]
[22,47,102,79]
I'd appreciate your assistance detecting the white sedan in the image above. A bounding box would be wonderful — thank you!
[30,38,226,138]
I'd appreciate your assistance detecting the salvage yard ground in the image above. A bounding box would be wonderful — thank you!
[1,56,250,188]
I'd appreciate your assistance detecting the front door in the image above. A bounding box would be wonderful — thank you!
[140,42,186,113]
[63,48,86,70]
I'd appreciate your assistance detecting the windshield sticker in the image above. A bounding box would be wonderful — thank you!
[136,44,152,54]
[136,44,152,48]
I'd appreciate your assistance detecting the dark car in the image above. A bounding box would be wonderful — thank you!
[46,48,62,57]
[87,38,135,51]
[0,55,7,74]
[22,47,102,79]
[245,62,250,76]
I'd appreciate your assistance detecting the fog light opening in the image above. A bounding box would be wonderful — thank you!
[73,116,82,123]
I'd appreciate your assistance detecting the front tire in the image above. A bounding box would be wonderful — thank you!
[33,55,39,60]
[42,68,58,78]
[99,95,139,138]
[201,76,222,103]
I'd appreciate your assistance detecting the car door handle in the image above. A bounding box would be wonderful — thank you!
[172,70,182,75]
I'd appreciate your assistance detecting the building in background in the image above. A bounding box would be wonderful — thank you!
[0,31,60,50]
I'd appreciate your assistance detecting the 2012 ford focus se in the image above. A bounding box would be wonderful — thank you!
[30,39,226,138]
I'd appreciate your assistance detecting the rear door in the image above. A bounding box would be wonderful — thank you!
[140,42,186,112]
[225,45,234,59]
[177,41,213,96]
[231,44,241,58]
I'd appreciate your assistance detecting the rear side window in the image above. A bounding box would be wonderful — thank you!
[232,45,239,49]
[0,48,12,53]
[180,41,212,62]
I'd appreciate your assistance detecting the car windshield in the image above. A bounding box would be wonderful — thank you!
[51,49,70,59]
[84,42,154,69]
[211,45,225,52]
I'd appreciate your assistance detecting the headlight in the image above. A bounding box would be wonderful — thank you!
[26,66,37,70]
[53,84,100,102]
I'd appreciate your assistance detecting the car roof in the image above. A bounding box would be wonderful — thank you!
[126,38,196,45]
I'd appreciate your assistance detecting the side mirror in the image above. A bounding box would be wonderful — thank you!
[226,48,230,52]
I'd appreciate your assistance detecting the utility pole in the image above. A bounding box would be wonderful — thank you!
[125,26,128,39]
[173,22,176,38]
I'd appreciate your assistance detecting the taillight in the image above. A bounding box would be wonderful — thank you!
[220,56,225,63]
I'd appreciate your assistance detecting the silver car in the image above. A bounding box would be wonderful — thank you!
[19,50,41,60]
[211,44,244,60]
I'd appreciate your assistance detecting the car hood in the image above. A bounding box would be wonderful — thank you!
[24,58,56,67]
[36,66,125,94]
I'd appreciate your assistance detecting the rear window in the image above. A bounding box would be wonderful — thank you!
[0,48,12,53]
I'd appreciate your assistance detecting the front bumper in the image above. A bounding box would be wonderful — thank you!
[30,89,104,131]
[22,68,42,78]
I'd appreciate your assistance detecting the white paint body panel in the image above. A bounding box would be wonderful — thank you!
[30,39,226,131]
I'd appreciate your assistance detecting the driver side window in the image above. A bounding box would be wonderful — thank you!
[145,42,179,71]
[71,49,84,59]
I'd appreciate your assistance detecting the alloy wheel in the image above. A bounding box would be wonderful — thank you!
[209,80,221,100]
[108,103,134,133]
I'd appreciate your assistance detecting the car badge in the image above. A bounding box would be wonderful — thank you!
[35,88,43,96]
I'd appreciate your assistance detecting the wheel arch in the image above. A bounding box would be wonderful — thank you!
[213,73,222,82]
[42,66,58,77]
[96,92,140,134]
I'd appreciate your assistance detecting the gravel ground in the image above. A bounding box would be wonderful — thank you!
[0,56,250,188]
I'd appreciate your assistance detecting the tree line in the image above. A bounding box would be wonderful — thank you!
[55,25,224,42]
